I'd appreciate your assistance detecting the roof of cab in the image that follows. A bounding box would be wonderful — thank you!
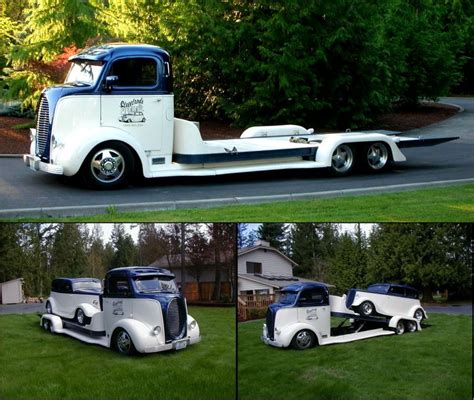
[68,43,170,63]
[368,283,417,291]
[53,277,101,283]
[107,266,174,277]
[282,281,328,292]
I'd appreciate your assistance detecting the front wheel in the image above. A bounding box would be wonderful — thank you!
[81,142,134,189]
[113,329,137,356]
[330,144,355,175]
[359,301,375,317]
[75,309,85,326]
[291,329,316,350]
[414,308,424,322]
[364,142,390,172]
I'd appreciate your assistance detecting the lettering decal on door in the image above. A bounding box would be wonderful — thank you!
[112,300,124,315]
[119,98,146,125]
[306,308,318,320]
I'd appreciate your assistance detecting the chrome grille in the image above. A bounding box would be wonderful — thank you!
[36,96,50,159]
[166,298,185,339]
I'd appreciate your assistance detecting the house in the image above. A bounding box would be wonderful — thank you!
[149,252,233,302]
[238,240,315,295]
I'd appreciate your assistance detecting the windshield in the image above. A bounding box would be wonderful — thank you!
[276,291,298,305]
[133,276,178,293]
[65,60,104,86]
[72,280,102,292]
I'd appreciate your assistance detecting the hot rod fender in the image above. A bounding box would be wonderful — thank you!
[40,314,63,332]
[315,133,406,166]
[45,297,57,314]
[274,322,319,348]
[76,303,101,318]
[108,318,162,353]
[187,315,201,343]
[50,127,149,177]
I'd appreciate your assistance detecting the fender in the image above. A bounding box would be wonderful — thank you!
[41,314,63,332]
[45,297,57,314]
[76,303,101,318]
[186,314,201,343]
[51,126,150,177]
[388,315,421,331]
[278,322,320,348]
[407,305,428,320]
[108,318,160,352]
[350,294,373,308]
[315,133,406,166]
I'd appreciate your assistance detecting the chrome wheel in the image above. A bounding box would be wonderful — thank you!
[76,309,85,325]
[42,319,50,331]
[46,301,52,314]
[292,330,314,350]
[414,309,424,322]
[360,301,374,316]
[406,320,417,333]
[116,330,133,354]
[366,142,389,170]
[331,144,354,174]
[396,321,405,335]
[90,148,125,184]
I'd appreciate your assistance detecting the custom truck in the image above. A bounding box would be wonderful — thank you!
[41,267,200,355]
[24,43,458,189]
[261,282,422,350]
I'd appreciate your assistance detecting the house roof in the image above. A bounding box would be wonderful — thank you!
[238,273,331,290]
[238,242,298,267]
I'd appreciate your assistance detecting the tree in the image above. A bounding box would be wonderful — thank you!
[187,228,210,301]
[257,223,287,251]
[110,224,138,268]
[50,224,88,278]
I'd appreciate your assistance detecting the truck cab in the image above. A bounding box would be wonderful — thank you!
[41,267,200,355]
[262,282,421,350]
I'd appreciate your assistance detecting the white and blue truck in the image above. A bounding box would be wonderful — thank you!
[261,282,422,350]
[41,267,200,355]
[24,43,458,189]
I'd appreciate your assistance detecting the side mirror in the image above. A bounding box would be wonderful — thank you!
[105,75,119,91]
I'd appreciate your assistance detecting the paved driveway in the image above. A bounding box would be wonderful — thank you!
[424,303,472,316]
[0,303,44,315]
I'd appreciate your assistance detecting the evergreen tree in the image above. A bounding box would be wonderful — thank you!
[257,223,287,251]
[110,224,138,268]
[50,224,88,278]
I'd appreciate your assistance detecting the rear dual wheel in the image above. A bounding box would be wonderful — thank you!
[330,142,390,176]
[396,320,417,335]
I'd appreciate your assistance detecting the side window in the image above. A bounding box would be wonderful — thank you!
[63,281,72,293]
[405,288,418,299]
[51,279,59,292]
[298,288,328,306]
[107,275,131,297]
[109,58,157,87]
[389,286,405,296]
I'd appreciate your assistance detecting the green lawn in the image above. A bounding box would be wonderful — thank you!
[7,183,473,222]
[0,307,235,400]
[238,314,472,400]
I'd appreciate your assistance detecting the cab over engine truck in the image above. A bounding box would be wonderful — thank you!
[261,282,422,350]
[24,43,458,189]
[40,267,200,355]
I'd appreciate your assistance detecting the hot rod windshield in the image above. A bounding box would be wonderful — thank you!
[65,60,104,86]
[133,276,178,293]
[277,291,298,305]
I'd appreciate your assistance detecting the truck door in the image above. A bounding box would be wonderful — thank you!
[296,287,331,338]
[102,273,134,332]
[100,56,165,151]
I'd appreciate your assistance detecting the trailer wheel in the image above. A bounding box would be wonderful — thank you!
[82,142,134,189]
[395,320,405,335]
[113,329,137,356]
[42,318,53,333]
[291,330,315,350]
[75,309,85,326]
[406,320,417,333]
[45,301,52,315]
[330,144,355,175]
[359,301,375,317]
[365,142,389,171]
[414,308,424,322]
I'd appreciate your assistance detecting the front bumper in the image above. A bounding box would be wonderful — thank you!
[261,334,283,347]
[23,154,63,175]
[143,335,201,353]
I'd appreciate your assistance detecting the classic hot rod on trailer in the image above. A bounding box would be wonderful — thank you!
[345,283,427,321]
[41,267,200,355]
[262,282,422,350]
[24,43,458,189]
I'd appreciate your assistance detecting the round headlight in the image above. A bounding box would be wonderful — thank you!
[153,326,162,335]
[188,320,197,330]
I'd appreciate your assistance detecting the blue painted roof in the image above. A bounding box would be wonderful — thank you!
[69,43,170,63]
[54,277,100,283]
[281,281,328,292]
[368,283,417,291]
[107,266,174,278]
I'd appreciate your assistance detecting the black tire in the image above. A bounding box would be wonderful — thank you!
[291,329,316,350]
[42,318,53,333]
[81,142,134,189]
[395,320,405,335]
[364,142,390,172]
[113,329,137,356]
[358,301,375,317]
[330,144,355,176]
[413,308,424,322]
[45,301,52,315]
[406,320,417,333]
[75,308,86,326]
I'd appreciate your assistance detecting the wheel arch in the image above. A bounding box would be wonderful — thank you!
[281,322,320,348]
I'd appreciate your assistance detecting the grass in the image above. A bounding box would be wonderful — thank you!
[12,121,35,129]
[0,307,235,400]
[7,183,473,222]
[238,314,472,400]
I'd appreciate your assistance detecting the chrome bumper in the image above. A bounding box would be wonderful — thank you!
[23,154,63,175]
[261,335,283,347]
